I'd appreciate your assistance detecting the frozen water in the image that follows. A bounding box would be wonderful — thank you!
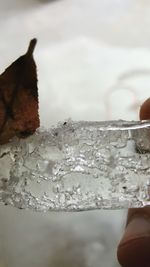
[1,120,150,211]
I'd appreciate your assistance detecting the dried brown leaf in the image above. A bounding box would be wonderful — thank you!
[0,38,39,144]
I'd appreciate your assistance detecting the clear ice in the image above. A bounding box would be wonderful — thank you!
[0,119,150,211]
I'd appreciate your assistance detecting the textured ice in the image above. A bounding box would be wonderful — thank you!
[0,119,150,211]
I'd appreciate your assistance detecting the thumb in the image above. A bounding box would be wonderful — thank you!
[139,98,150,120]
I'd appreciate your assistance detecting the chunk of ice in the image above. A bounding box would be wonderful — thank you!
[0,120,150,211]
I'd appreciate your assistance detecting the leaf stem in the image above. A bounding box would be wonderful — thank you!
[27,38,37,56]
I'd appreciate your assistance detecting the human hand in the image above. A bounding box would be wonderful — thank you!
[117,98,150,267]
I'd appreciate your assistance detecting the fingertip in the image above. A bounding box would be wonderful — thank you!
[139,98,150,120]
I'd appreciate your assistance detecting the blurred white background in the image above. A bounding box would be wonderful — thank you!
[0,0,150,266]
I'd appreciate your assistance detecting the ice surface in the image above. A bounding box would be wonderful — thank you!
[0,119,150,211]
